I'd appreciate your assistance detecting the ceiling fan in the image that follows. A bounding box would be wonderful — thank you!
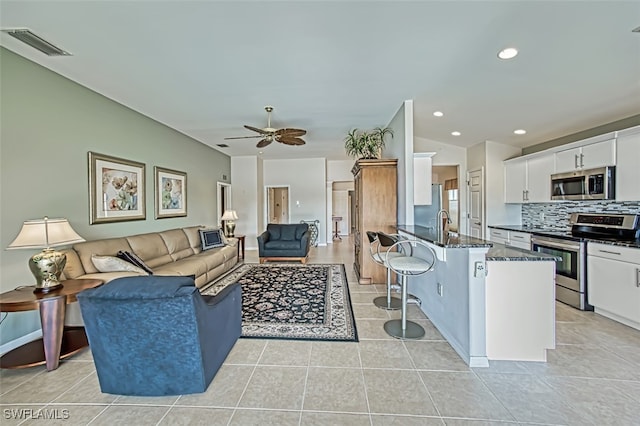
[224,106,306,148]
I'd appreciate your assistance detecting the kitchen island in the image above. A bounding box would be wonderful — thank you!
[397,225,558,367]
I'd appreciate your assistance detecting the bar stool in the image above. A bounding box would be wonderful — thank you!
[366,231,402,310]
[384,239,437,339]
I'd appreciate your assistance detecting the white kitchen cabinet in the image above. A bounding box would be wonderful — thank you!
[615,126,640,201]
[555,139,615,173]
[489,228,509,245]
[504,153,554,203]
[587,243,640,330]
[509,231,531,250]
[504,160,527,203]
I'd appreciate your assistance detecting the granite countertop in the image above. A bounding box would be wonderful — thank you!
[397,225,491,248]
[489,225,640,249]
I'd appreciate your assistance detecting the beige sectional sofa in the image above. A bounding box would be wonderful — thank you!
[62,226,238,288]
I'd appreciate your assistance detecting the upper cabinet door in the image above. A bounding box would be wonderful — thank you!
[555,139,616,173]
[616,126,640,201]
[504,160,527,203]
[526,154,555,202]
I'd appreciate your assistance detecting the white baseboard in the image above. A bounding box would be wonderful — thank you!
[0,329,42,356]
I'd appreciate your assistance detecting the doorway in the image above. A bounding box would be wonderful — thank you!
[432,166,460,232]
[467,168,484,239]
[266,186,290,224]
[216,182,232,226]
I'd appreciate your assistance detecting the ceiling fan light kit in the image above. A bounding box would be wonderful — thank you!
[224,106,306,148]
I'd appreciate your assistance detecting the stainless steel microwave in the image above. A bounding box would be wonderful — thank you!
[550,166,615,201]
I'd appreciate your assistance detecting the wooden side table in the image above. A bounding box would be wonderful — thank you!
[235,235,246,259]
[0,278,103,371]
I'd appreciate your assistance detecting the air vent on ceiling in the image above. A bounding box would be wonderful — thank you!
[217,144,229,148]
[2,29,71,56]
[633,26,640,33]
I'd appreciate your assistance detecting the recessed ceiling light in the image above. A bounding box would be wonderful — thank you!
[498,47,518,60]
[433,111,444,117]
[514,129,527,135]
[451,131,461,136]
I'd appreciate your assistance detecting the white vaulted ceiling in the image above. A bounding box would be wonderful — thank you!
[1,1,639,160]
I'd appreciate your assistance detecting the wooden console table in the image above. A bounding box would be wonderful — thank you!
[0,279,103,371]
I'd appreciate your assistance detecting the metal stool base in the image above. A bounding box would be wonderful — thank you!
[384,319,425,340]
[373,296,402,310]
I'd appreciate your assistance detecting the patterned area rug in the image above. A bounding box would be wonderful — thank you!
[202,263,358,342]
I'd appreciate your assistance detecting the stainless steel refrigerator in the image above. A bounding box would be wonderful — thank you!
[413,184,443,229]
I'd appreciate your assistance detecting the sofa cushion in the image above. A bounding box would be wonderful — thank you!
[126,233,172,268]
[154,257,209,280]
[295,224,307,239]
[280,225,297,241]
[73,238,132,274]
[199,229,225,250]
[91,255,149,275]
[267,224,281,240]
[265,240,301,250]
[159,229,194,261]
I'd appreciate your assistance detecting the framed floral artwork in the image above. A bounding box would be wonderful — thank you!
[154,166,187,219]
[89,152,146,224]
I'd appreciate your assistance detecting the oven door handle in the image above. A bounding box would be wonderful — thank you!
[532,239,579,252]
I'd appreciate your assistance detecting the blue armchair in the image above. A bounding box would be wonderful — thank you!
[77,275,241,396]
[257,223,311,263]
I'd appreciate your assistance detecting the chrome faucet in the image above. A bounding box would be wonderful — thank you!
[436,209,452,238]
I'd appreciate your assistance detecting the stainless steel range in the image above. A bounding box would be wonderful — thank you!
[531,213,640,310]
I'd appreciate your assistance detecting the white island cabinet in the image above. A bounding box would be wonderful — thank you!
[588,243,640,330]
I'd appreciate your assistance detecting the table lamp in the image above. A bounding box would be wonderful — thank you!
[221,210,238,237]
[7,217,85,293]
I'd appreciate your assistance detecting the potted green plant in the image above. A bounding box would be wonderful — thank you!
[344,127,393,159]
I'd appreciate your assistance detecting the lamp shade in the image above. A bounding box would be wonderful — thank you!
[7,217,85,249]
[220,210,238,221]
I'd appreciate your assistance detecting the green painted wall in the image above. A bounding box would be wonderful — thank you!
[0,48,230,344]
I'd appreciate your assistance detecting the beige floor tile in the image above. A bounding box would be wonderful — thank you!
[420,371,515,421]
[387,304,428,320]
[353,304,392,320]
[224,338,267,365]
[355,319,396,340]
[0,367,46,396]
[303,367,368,413]
[358,340,414,369]
[404,341,470,371]
[177,364,254,408]
[52,372,117,404]
[477,372,588,424]
[301,411,371,425]
[238,366,306,410]
[259,340,312,366]
[472,360,530,374]
[349,292,381,304]
[441,420,520,425]
[349,283,379,293]
[114,393,179,406]
[309,341,361,368]
[0,362,95,404]
[363,369,438,416]
[159,407,234,425]
[65,347,94,362]
[406,319,446,341]
[615,380,640,403]
[20,405,107,426]
[0,405,47,426]
[371,414,445,425]
[541,376,640,425]
[603,344,640,369]
[89,405,169,426]
[229,408,301,425]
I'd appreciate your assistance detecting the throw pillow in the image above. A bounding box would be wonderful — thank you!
[91,255,148,275]
[116,250,154,274]
[199,229,225,250]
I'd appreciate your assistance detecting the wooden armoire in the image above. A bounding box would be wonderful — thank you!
[351,158,398,284]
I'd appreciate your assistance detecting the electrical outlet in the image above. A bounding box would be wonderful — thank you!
[474,261,486,278]
[437,282,443,296]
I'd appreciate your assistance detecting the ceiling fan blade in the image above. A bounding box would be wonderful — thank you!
[256,138,273,148]
[224,135,263,140]
[277,136,306,146]
[244,125,269,135]
[276,128,307,137]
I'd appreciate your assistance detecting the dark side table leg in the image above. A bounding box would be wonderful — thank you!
[39,295,66,371]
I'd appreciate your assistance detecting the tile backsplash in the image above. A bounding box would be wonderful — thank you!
[522,201,640,231]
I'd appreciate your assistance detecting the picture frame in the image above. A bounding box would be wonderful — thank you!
[154,166,187,219]
[89,152,146,224]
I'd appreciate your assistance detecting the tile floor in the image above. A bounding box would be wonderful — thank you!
[1,239,640,425]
